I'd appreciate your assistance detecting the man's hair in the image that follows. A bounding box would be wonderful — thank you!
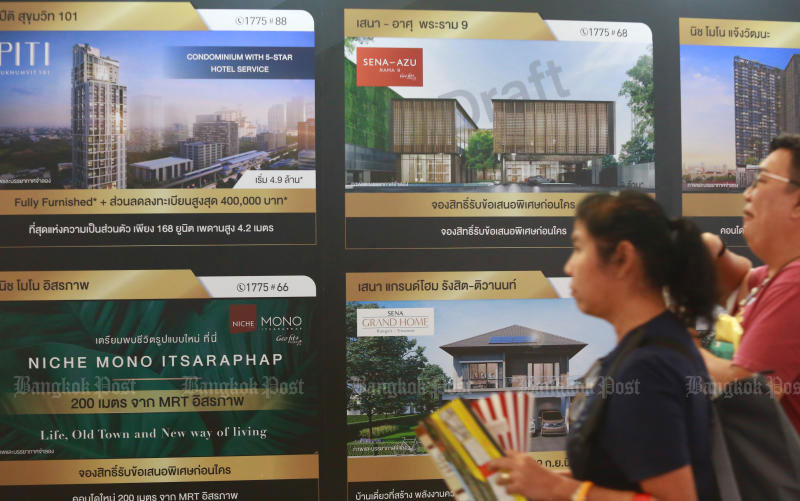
[769,134,800,179]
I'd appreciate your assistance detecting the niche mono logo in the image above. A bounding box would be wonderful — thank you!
[229,304,257,334]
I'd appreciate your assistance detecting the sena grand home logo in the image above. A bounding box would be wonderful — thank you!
[229,304,258,333]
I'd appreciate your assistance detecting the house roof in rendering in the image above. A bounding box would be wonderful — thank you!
[440,324,587,357]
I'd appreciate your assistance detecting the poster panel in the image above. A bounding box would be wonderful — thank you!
[0,3,316,247]
[0,270,320,499]
[344,9,654,249]
[680,18,800,244]
[345,271,616,500]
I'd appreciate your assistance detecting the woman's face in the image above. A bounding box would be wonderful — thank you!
[564,220,616,319]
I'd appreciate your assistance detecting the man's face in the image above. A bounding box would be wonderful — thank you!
[743,148,800,255]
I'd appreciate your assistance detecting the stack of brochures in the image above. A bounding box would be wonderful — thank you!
[416,393,533,501]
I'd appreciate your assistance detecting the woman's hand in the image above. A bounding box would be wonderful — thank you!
[487,452,579,500]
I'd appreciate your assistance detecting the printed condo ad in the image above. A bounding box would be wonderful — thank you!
[0,5,316,247]
[0,269,321,499]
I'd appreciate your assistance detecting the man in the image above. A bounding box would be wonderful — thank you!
[703,134,800,434]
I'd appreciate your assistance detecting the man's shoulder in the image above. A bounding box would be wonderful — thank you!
[776,260,800,285]
[761,261,800,300]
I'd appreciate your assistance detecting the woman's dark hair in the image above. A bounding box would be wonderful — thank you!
[575,190,716,326]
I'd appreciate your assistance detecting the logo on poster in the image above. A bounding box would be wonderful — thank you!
[356,307,435,336]
[357,47,423,87]
[229,304,258,333]
[0,42,50,67]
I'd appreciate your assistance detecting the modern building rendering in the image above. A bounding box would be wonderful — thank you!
[441,324,587,417]
[733,55,800,167]
[736,163,761,188]
[734,56,782,167]
[178,140,225,171]
[298,118,315,151]
[193,116,239,156]
[131,157,193,184]
[215,109,256,139]
[780,55,800,135]
[256,131,287,152]
[71,44,127,189]
[391,98,478,183]
[344,59,399,184]
[492,100,615,184]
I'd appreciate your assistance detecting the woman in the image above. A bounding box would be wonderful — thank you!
[489,191,718,501]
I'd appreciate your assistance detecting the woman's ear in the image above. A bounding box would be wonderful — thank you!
[612,240,638,278]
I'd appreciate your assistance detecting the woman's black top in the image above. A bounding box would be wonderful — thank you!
[566,311,717,500]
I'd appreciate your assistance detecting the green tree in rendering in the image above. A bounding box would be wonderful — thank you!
[345,303,428,440]
[600,154,619,186]
[344,37,373,56]
[465,130,496,180]
[416,363,451,414]
[618,49,654,165]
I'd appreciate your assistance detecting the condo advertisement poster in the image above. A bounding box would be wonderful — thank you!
[0,270,320,499]
[345,271,616,500]
[344,9,654,249]
[680,18,800,244]
[0,4,316,247]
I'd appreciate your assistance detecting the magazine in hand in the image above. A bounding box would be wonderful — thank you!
[416,394,533,500]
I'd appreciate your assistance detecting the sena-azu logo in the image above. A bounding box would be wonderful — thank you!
[356,47,422,87]
[229,304,257,334]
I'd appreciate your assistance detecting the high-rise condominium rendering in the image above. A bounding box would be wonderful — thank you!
[733,55,800,167]
[71,44,127,189]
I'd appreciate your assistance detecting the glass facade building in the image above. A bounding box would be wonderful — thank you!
[493,100,614,155]
[71,44,127,189]
[298,118,315,151]
[391,99,478,183]
[734,56,782,167]
[492,100,614,184]
[178,140,225,171]
[193,118,239,156]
